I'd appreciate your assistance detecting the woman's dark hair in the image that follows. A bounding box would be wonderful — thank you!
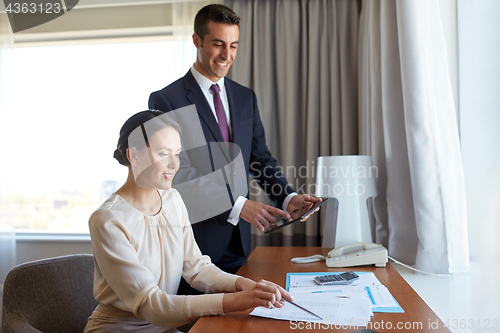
[194,4,240,43]
[113,110,182,167]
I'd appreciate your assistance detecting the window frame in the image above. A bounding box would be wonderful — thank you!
[9,16,191,237]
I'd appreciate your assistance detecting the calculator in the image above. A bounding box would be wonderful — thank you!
[313,271,359,285]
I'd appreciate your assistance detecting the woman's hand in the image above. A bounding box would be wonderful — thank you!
[223,279,293,313]
[234,277,255,291]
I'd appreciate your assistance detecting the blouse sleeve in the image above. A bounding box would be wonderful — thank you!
[171,190,241,294]
[89,208,228,328]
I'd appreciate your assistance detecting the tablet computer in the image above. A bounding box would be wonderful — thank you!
[263,198,328,234]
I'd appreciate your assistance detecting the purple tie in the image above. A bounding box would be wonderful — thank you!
[210,84,230,144]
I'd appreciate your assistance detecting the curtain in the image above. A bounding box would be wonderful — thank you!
[0,13,15,310]
[171,1,216,80]
[225,0,362,248]
[358,0,468,273]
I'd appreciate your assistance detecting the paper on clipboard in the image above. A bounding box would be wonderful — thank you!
[286,272,404,313]
[250,296,373,326]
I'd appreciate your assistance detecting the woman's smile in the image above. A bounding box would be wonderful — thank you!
[163,172,175,180]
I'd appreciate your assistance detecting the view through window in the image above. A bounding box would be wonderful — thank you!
[3,40,195,233]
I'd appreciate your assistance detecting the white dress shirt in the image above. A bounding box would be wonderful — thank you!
[190,66,296,225]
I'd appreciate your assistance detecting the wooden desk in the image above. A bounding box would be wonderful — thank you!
[190,247,450,333]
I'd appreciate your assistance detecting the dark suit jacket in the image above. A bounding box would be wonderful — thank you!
[148,70,294,262]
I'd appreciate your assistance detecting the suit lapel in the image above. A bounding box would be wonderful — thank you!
[225,79,243,150]
[183,71,230,161]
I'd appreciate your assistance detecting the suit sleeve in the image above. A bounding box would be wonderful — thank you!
[248,90,295,208]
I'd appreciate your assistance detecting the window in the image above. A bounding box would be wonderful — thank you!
[3,39,195,232]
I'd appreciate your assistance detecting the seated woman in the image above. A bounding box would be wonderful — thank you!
[84,110,291,333]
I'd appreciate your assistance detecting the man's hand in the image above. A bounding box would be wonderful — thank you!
[241,200,290,232]
[287,194,322,221]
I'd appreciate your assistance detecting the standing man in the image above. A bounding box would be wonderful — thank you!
[149,4,320,280]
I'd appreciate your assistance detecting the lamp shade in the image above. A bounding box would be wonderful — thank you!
[315,156,377,248]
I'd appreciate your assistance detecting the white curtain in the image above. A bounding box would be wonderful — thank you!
[226,0,361,248]
[171,0,217,80]
[0,14,15,302]
[359,0,468,273]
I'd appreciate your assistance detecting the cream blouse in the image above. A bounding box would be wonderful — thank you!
[89,188,240,328]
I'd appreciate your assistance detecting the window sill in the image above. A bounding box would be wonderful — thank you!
[15,231,91,242]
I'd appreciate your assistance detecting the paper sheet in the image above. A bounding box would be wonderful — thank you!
[286,272,404,313]
[290,285,397,308]
[250,297,373,326]
[250,272,405,323]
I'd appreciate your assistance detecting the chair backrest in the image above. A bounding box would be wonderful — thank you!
[2,254,97,333]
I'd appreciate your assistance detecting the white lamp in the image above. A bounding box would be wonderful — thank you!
[315,156,377,248]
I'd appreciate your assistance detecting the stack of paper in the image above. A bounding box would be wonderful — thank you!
[250,288,373,326]
[287,272,403,313]
[250,272,403,326]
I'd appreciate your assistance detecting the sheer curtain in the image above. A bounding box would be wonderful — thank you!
[358,0,468,273]
[226,0,361,248]
[227,0,468,274]
[171,0,217,79]
[0,13,15,320]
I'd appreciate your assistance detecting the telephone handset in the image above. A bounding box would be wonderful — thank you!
[326,242,388,268]
[291,242,388,268]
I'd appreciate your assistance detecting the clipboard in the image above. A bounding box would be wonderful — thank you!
[285,272,404,313]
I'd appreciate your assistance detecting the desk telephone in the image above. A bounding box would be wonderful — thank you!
[292,242,388,268]
[326,242,388,267]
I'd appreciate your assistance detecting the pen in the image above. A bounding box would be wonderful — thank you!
[310,290,350,298]
[285,299,322,320]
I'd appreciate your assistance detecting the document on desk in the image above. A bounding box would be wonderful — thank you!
[250,296,373,326]
[286,272,404,313]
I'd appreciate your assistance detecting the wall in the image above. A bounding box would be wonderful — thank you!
[458,0,500,261]
[15,238,92,264]
[0,238,92,329]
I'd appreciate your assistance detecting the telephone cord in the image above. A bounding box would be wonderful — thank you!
[388,256,452,276]
[290,255,326,264]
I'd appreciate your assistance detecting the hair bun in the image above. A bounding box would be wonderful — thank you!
[113,148,127,166]
[113,110,181,167]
